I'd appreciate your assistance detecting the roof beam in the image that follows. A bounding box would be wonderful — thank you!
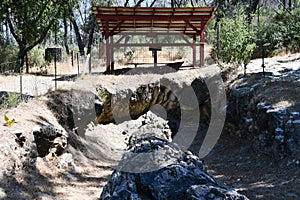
[184,20,200,34]
[109,20,125,36]
[110,43,200,47]
[96,14,213,21]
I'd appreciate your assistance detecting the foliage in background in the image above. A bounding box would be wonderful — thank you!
[210,8,256,70]
[258,8,300,56]
[1,0,300,74]
[0,44,18,72]
[28,46,49,71]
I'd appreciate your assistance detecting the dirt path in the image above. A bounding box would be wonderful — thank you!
[205,134,300,200]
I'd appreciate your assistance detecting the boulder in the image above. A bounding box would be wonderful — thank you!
[100,136,248,200]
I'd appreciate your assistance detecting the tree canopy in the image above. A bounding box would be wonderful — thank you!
[1,0,74,71]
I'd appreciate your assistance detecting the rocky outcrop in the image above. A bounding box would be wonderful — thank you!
[96,77,211,136]
[253,104,300,156]
[47,90,104,135]
[227,73,300,156]
[100,136,248,200]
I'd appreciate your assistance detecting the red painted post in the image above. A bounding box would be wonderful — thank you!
[200,21,206,67]
[110,36,114,72]
[193,35,196,67]
[105,20,110,73]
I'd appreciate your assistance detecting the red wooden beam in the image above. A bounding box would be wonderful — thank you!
[96,14,213,22]
[109,20,125,36]
[184,20,201,34]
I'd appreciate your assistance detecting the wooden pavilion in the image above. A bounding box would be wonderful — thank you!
[93,6,216,73]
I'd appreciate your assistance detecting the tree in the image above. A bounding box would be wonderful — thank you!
[1,0,68,72]
[211,8,256,73]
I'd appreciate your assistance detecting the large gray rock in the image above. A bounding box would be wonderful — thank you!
[100,136,248,200]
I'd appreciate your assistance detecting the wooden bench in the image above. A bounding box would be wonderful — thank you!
[127,61,184,70]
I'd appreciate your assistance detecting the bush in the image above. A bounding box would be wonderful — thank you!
[28,45,49,71]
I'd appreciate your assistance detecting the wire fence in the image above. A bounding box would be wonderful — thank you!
[0,51,106,100]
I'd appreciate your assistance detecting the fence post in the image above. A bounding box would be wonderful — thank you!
[77,53,80,76]
[71,50,74,67]
[54,53,57,89]
[20,59,23,100]
[89,53,92,74]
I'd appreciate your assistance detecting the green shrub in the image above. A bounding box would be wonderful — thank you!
[28,45,49,71]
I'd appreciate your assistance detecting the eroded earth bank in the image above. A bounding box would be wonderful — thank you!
[0,60,299,199]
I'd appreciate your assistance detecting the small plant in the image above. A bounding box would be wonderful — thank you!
[4,114,15,127]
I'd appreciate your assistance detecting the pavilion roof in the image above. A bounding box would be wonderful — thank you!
[93,6,216,37]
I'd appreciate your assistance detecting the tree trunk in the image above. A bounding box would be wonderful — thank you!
[87,22,95,55]
[0,23,3,45]
[25,53,29,73]
[5,21,10,45]
[70,21,73,44]
[70,10,85,56]
[63,15,70,55]
[124,0,130,7]
[134,0,145,7]
[54,25,58,45]
[217,20,220,59]
[17,48,26,73]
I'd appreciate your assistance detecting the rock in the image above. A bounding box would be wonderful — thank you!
[13,130,26,147]
[100,136,248,200]
[95,98,104,116]
[186,185,248,200]
[227,75,300,156]
[58,153,74,169]
[96,77,210,136]
[33,125,67,157]
[36,192,54,200]
[0,187,6,199]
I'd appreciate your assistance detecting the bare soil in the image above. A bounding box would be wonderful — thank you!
[206,134,300,200]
